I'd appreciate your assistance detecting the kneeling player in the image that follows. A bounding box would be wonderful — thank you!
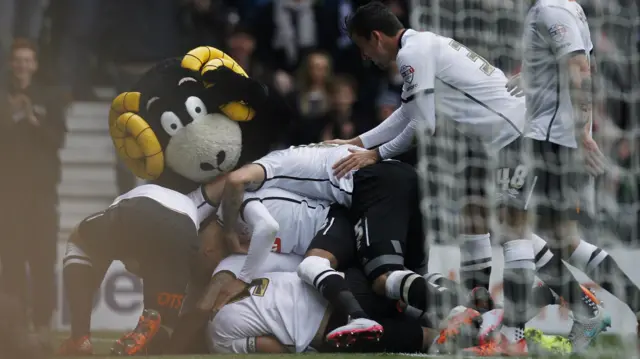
[57,184,205,356]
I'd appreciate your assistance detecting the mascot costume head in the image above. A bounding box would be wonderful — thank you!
[108,47,289,192]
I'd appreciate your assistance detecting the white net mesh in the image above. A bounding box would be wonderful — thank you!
[409,0,640,355]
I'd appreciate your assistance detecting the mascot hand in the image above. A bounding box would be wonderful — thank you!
[203,67,268,109]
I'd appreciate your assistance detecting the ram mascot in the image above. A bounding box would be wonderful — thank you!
[57,47,291,356]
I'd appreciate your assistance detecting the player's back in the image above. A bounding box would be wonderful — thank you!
[254,143,360,207]
[403,30,524,153]
[219,188,331,255]
[209,272,328,353]
[522,0,593,148]
[111,184,200,229]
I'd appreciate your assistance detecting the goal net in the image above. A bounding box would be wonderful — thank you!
[409,0,640,354]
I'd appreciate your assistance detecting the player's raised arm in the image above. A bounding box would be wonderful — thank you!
[236,199,279,283]
[539,6,591,133]
[221,164,267,250]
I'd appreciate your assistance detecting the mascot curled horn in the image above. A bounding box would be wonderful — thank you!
[102,47,291,355]
[109,46,289,193]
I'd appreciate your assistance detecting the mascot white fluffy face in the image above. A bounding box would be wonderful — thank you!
[108,47,264,185]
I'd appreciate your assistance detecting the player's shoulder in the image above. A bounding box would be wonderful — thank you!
[113,183,182,203]
[398,30,441,60]
[533,0,583,19]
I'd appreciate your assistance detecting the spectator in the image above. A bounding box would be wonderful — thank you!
[0,39,67,352]
[182,0,232,50]
[288,50,334,145]
[375,62,403,122]
[252,0,319,72]
[320,74,367,141]
[225,24,276,89]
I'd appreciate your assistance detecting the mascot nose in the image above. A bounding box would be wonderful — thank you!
[216,150,226,165]
[200,162,215,171]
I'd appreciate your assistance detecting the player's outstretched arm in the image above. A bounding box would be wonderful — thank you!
[237,200,279,284]
[221,164,266,250]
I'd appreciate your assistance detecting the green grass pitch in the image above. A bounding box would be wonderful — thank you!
[53,332,637,359]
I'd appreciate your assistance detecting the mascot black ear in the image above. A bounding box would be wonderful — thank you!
[109,92,165,180]
[181,46,268,121]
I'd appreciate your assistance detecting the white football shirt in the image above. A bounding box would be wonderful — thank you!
[208,272,328,353]
[521,0,593,148]
[253,144,361,207]
[217,188,331,256]
[396,29,525,154]
[111,184,201,229]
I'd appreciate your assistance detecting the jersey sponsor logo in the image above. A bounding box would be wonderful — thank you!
[548,23,568,42]
[272,237,282,253]
[400,65,415,84]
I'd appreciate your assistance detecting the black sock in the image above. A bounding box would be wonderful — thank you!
[588,255,640,313]
[536,254,597,317]
[460,266,492,293]
[404,276,458,319]
[64,264,96,339]
[502,267,534,329]
[317,274,368,320]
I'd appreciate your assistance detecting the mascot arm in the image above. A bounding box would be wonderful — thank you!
[236,200,279,283]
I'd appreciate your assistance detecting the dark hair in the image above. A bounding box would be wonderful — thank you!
[345,1,404,40]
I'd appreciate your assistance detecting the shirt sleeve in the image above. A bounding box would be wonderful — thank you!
[397,44,436,103]
[237,199,279,283]
[377,116,417,159]
[359,106,411,149]
[186,185,218,225]
[537,6,586,59]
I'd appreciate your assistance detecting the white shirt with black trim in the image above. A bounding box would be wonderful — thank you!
[522,0,593,148]
[216,188,330,282]
[208,272,328,353]
[360,29,524,158]
[113,184,201,229]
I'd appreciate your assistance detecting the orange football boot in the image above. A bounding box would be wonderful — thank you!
[110,309,161,356]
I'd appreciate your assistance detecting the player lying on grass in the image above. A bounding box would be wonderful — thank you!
[56,183,229,356]
[205,254,482,354]
[327,1,611,355]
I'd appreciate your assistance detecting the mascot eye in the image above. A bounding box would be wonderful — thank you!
[160,111,184,136]
[185,97,208,119]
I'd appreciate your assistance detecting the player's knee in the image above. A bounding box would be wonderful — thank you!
[536,215,580,252]
[303,248,338,268]
[371,274,388,296]
[297,256,333,285]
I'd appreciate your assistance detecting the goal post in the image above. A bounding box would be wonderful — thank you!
[409,0,640,353]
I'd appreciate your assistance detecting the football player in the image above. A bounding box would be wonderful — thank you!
[56,184,209,356]
[207,268,479,354]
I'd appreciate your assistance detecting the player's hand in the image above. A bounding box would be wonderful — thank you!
[212,278,249,312]
[332,148,379,178]
[582,136,606,177]
[505,73,524,97]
